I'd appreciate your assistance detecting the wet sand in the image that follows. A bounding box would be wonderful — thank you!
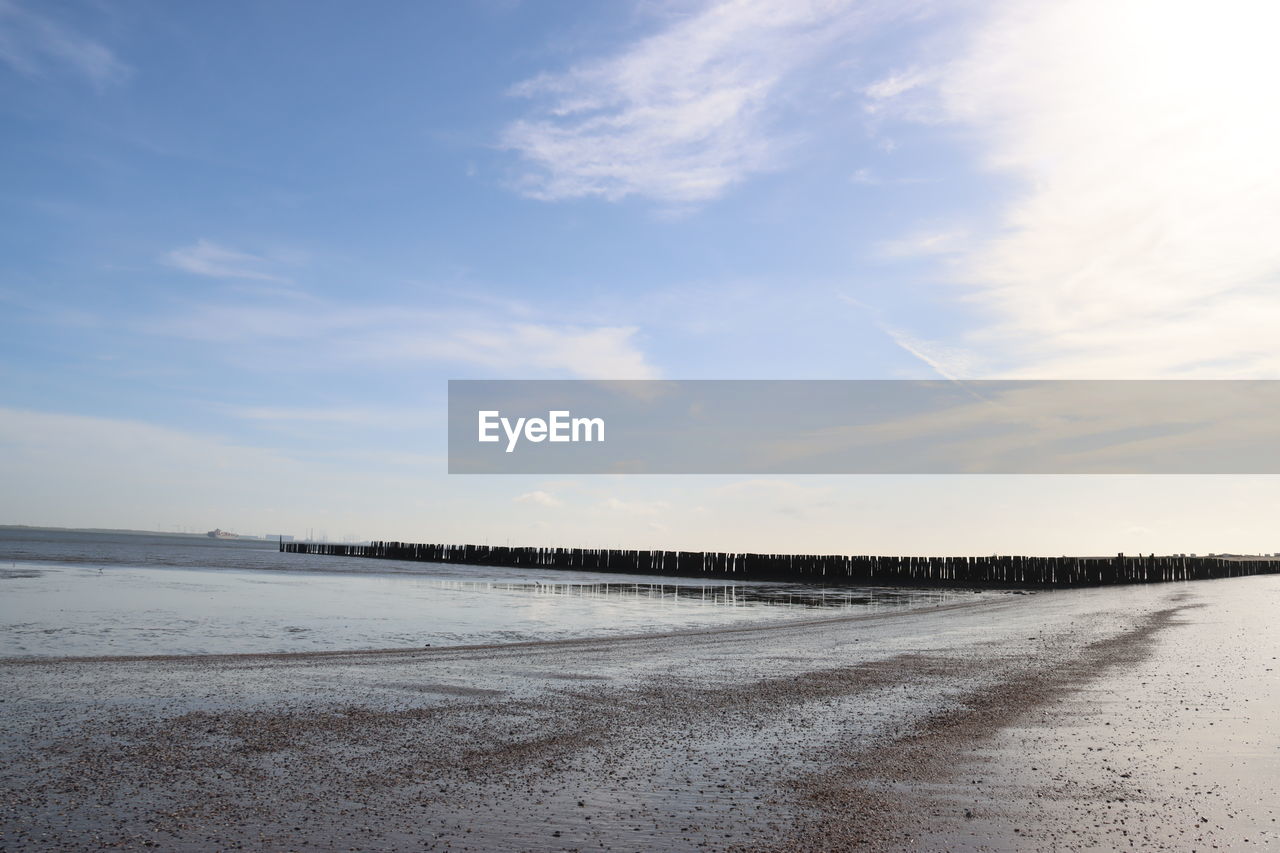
[2,577,1277,851]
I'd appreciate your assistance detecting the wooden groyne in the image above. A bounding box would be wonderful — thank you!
[280,540,1280,587]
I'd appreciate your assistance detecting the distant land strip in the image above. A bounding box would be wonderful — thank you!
[279,541,1280,587]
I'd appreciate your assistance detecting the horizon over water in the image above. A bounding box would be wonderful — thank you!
[0,528,996,658]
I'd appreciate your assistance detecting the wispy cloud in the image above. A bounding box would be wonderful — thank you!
[400,322,658,379]
[164,240,289,282]
[874,0,1280,378]
[878,326,979,381]
[516,490,563,508]
[862,66,937,116]
[227,406,440,429]
[838,292,983,380]
[232,406,378,424]
[879,227,969,259]
[502,0,899,204]
[0,0,129,87]
[145,299,658,380]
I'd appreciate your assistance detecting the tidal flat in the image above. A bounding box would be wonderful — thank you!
[3,575,1277,851]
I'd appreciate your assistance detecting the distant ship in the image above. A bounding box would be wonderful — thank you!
[206,528,237,539]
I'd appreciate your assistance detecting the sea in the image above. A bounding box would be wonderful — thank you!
[0,527,988,658]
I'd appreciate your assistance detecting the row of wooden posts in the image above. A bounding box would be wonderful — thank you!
[280,540,1280,587]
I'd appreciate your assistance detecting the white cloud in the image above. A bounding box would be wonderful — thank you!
[864,67,932,101]
[502,0,897,203]
[878,325,980,380]
[0,0,128,87]
[164,240,288,282]
[145,299,658,380]
[232,406,383,425]
[516,490,563,508]
[227,406,439,430]
[879,227,969,258]
[863,66,938,118]
[426,323,658,379]
[838,292,984,379]
[878,0,1280,378]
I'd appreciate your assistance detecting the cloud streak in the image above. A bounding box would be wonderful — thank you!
[502,0,895,204]
[878,228,969,259]
[516,490,563,508]
[164,240,289,282]
[146,299,658,380]
[0,0,128,87]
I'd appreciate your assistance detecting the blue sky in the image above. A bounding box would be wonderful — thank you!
[3,0,1280,554]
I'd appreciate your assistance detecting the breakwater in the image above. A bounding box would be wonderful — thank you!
[280,541,1280,587]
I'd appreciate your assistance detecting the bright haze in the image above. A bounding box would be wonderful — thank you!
[2,0,1278,555]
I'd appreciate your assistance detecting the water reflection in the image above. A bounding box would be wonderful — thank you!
[0,529,993,658]
[431,580,966,610]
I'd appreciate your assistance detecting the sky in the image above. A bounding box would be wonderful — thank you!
[3,0,1280,555]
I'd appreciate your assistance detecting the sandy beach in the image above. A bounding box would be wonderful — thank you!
[2,576,1277,851]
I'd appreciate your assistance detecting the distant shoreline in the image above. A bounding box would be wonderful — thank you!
[0,523,269,541]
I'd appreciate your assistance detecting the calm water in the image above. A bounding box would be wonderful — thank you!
[0,528,989,657]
